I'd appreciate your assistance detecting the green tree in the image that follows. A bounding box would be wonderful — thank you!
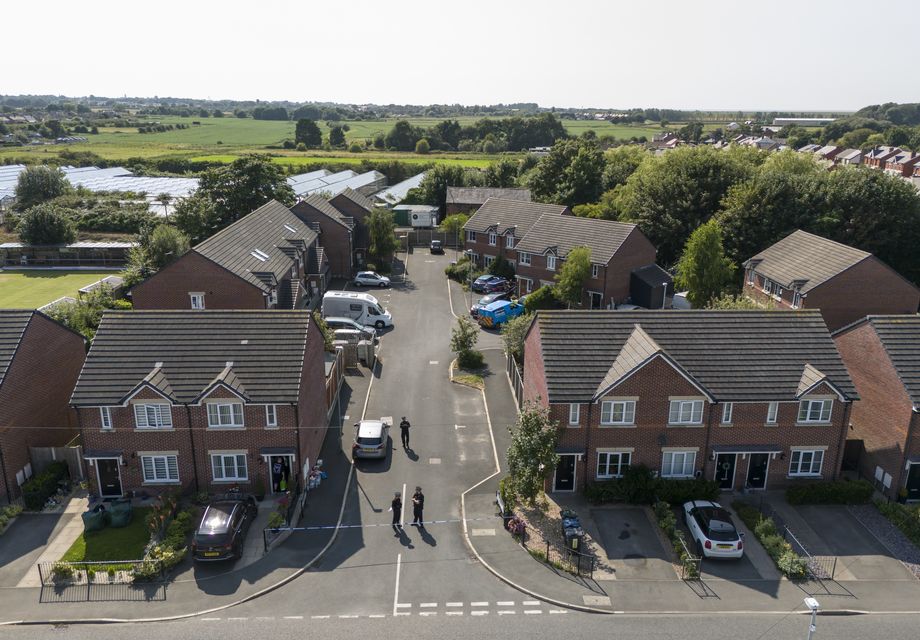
[155,192,172,220]
[45,285,131,341]
[385,120,424,151]
[527,138,606,207]
[450,316,479,357]
[313,311,334,352]
[615,146,755,265]
[553,246,591,308]
[675,219,735,307]
[490,254,516,281]
[523,284,560,312]
[17,204,77,245]
[484,158,519,187]
[328,125,346,147]
[373,133,386,149]
[172,194,220,243]
[706,294,766,310]
[367,207,397,263]
[507,403,560,505]
[438,212,469,258]
[295,119,322,147]
[571,188,619,220]
[500,312,533,364]
[415,138,430,154]
[761,149,821,175]
[602,145,648,191]
[145,224,190,271]
[14,165,71,210]
[404,164,469,211]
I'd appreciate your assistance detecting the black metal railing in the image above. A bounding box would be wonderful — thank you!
[542,540,596,580]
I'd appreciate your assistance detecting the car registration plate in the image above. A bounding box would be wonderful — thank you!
[717,544,732,549]
[362,448,377,453]
[204,551,220,557]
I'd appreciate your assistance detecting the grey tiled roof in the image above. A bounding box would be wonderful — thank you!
[865,316,920,406]
[514,214,640,265]
[446,187,531,205]
[463,198,567,236]
[746,230,871,293]
[70,310,314,406]
[194,200,317,293]
[0,310,34,389]
[532,310,856,404]
[332,187,375,212]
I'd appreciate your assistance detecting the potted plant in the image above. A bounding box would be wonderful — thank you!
[253,477,265,502]
[267,511,285,532]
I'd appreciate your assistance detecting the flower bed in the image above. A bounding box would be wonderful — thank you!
[652,501,698,578]
[875,500,920,548]
[732,501,807,579]
[0,504,23,535]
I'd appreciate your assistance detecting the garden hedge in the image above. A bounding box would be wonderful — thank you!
[785,480,874,505]
[21,461,69,511]
[584,465,719,505]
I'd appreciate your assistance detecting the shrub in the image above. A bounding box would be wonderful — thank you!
[754,517,777,539]
[654,477,719,504]
[732,500,808,578]
[296,142,307,151]
[445,256,482,284]
[21,461,69,511]
[348,143,363,153]
[876,500,920,547]
[457,349,484,370]
[786,480,874,505]
[268,511,286,529]
[415,138,430,154]
[585,466,717,505]
[132,560,161,582]
[17,203,77,245]
[4,505,23,518]
[497,476,516,514]
[51,562,74,581]
[0,514,8,530]
[777,549,808,579]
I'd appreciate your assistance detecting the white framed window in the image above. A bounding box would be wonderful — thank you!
[134,404,172,429]
[266,404,278,428]
[519,277,533,293]
[721,403,733,424]
[546,255,557,271]
[762,278,772,294]
[661,451,696,478]
[488,232,497,246]
[100,407,113,430]
[466,230,476,242]
[789,449,824,476]
[207,402,244,428]
[484,255,494,268]
[211,453,248,481]
[798,399,832,423]
[747,269,755,286]
[668,400,703,425]
[591,264,600,278]
[568,404,580,426]
[505,234,514,249]
[189,293,205,310]
[600,400,636,425]
[268,289,278,306]
[792,291,802,309]
[597,451,631,479]
[766,401,779,424]
[771,282,783,299]
[141,455,179,483]
[519,252,531,266]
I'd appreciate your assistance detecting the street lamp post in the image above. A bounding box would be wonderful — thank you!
[466,249,474,309]
[661,281,669,309]
[804,597,820,640]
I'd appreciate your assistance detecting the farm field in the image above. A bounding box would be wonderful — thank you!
[0,270,115,308]
[0,115,669,166]
[190,152,499,168]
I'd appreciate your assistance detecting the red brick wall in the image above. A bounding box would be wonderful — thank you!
[296,318,329,478]
[132,251,267,310]
[834,323,914,498]
[522,321,549,407]
[602,229,658,306]
[0,314,86,503]
[292,202,353,277]
[329,195,370,252]
[807,259,920,331]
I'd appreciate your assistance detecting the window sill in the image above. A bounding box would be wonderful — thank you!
[667,424,704,428]
[142,480,180,486]
[787,474,823,479]
[719,423,733,427]
[265,425,280,430]
[134,428,175,432]
[212,479,248,484]
[596,476,624,481]
[599,423,636,428]
[764,422,778,427]
[566,424,580,428]
[207,426,246,431]
[661,475,694,480]
[795,422,832,427]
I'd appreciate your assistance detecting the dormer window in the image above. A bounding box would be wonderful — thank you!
[488,232,497,246]
[207,402,244,428]
[505,234,515,249]
[546,255,557,271]
[135,404,172,429]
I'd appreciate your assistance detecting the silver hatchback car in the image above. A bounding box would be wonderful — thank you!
[352,420,390,459]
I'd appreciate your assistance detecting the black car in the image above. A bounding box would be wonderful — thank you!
[430,239,444,254]
[191,495,258,561]
[470,291,513,317]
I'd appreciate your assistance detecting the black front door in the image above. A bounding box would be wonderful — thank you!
[715,453,737,490]
[588,292,603,310]
[554,455,576,492]
[97,459,122,497]
[746,454,769,489]
[906,464,920,501]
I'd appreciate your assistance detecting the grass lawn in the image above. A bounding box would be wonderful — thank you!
[0,270,115,308]
[61,507,152,562]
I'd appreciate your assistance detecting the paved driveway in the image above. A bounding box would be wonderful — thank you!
[591,508,677,580]
[0,513,67,587]
[673,507,764,581]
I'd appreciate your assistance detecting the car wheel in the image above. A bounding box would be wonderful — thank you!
[375,320,385,329]
[354,281,361,287]
[379,282,386,288]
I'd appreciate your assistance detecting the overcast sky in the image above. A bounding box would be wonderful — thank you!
[5,0,917,111]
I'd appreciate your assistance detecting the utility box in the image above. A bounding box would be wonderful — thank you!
[394,205,438,228]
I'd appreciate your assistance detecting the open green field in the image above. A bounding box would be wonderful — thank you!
[0,270,115,308]
[0,115,670,166]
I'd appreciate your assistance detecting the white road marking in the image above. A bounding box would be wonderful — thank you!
[400,483,406,525]
[339,615,359,619]
[497,601,515,606]
[471,528,496,536]
[522,600,540,606]
[283,616,304,620]
[394,612,411,617]
[396,603,412,608]
[419,612,437,617]
[202,618,221,621]
[455,424,466,430]
[471,611,489,616]
[446,611,463,616]
[446,602,463,607]
[429,458,441,464]
[343,415,350,420]
[369,614,386,619]
[471,601,489,607]
[392,553,402,617]
[498,610,516,615]
[255,617,274,621]
[311,615,330,619]
[420,602,437,608]
[549,610,568,614]
[228,617,247,621]
[429,360,439,365]
[524,610,542,614]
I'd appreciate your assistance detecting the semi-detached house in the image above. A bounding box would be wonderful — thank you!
[743,230,919,331]
[522,310,856,494]
[72,311,329,499]
[131,200,329,310]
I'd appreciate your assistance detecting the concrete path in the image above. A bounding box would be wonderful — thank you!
[14,494,88,588]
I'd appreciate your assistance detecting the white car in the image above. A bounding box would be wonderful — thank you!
[352,420,389,459]
[683,500,744,559]
[353,271,391,288]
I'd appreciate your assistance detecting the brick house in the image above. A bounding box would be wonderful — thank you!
[71,310,328,498]
[132,200,328,311]
[884,151,920,178]
[445,187,531,216]
[513,214,658,309]
[522,310,856,494]
[833,316,920,501]
[863,146,902,169]
[463,198,570,269]
[329,188,376,269]
[743,230,919,331]
[292,194,357,278]
[0,310,86,504]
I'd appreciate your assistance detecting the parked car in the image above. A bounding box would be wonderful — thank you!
[430,240,444,254]
[472,274,511,293]
[683,500,744,559]
[477,299,526,329]
[470,291,513,317]
[192,495,258,561]
[353,271,391,288]
[352,420,390,459]
[324,316,377,342]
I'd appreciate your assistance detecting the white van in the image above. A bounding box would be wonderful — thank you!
[321,291,393,329]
